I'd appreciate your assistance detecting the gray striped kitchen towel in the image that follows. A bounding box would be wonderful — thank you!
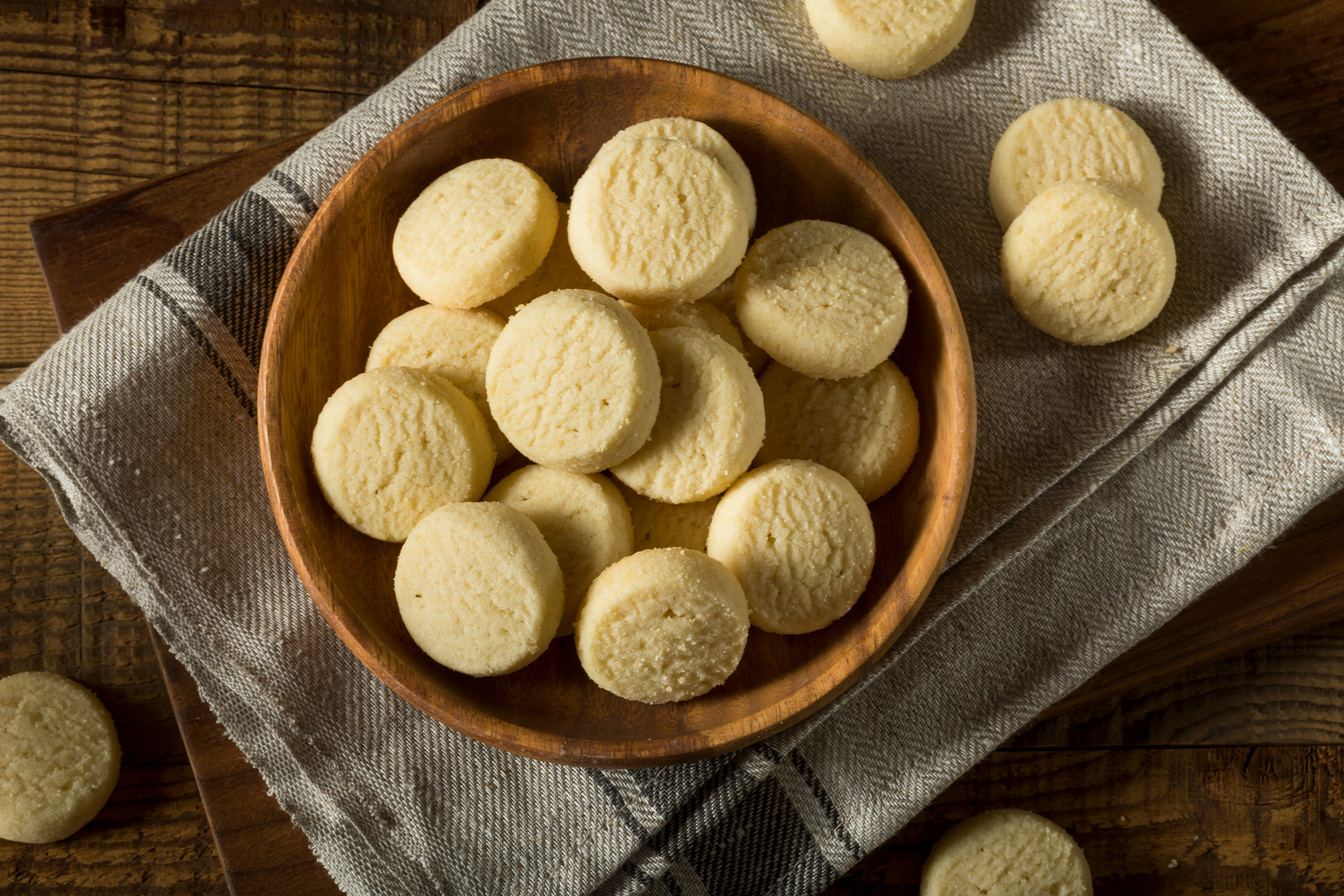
[3,0,1343,893]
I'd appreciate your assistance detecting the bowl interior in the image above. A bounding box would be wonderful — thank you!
[260,58,974,766]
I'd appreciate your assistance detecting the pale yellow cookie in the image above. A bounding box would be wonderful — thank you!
[804,0,976,79]
[395,502,564,676]
[621,300,749,367]
[921,809,1093,896]
[615,481,721,553]
[392,158,559,308]
[989,97,1164,230]
[706,459,876,634]
[0,672,120,844]
[486,465,634,638]
[569,138,750,305]
[1001,179,1176,345]
[486,289,661,473]
[365,304,514,461]
[756,360,919,502]
[717,294,771,374]
[601,118,757,232]
[574,548,749,704]
[312,367,495,542]
[486,203,599,318]
[734,220,908,379]
[611,327,765,504]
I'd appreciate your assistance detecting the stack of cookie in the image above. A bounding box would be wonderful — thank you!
[311,118,922,704]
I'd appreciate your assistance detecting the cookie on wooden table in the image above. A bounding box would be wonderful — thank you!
[804,0,976,79]
[921,809,1093,896]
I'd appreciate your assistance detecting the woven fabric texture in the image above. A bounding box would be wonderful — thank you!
[4,1,1344,893]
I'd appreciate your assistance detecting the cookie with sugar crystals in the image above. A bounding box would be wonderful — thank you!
[621,300,750,370]
[312,367,494,542]
[921,809,1093,896]
[486,202,599,318]
[734,220,908,380]
[486,465,634,638]
[989,97,1164,230]
[569,138,750,306]
[392,158,559,308]
[0,671,121,844]
[575,548,749,704]
[486,289,661,474]
[395,502,564,676]
[804,0,976,79]
[1001,179,1176,345]
[707,459,876,634]
[616,481,721,554]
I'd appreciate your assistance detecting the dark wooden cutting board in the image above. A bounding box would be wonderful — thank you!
[29,137,1344,896]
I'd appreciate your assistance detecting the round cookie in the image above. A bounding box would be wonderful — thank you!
[734,220,908,380]
[621,300,750,367]
[0,671,120,844]
[365,304,514,461]
[486,203,599,318]
[486,465,634,637]
[1001,179,1176,345]
[574,548,749,704]
[610,327,766,504]
[921,809,1093,896]
[756,360,919,503]
[989,97,1164,230]
[616,480,721,553]
[392,158,559,308]
[395,502,564,676]
[486,289,661,473]
[599,118,757,232]
[312,367,495,542]
[804,0,976,79]
[569,138,750,305]
[706,459,876,634]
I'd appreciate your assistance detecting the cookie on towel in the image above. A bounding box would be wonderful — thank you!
[756,360,919,502]
[989,97,1164,230]
[312,367,495,542]
[1001,179,1176,345]
[392,158,559,308]
[0,671,121,844]
[804,0,976,79]
[610,327,765,505]
[706,459,876,634]
[616,481,721,553]
[574,548,749,704]
[921,809,1093,896]
[569,138,750,305]
[486,202,599,318]
[486,289,661,473]
[734,220,908,379]
[395,502,564,676]
[365,304,514,460]
[486,464,634,637]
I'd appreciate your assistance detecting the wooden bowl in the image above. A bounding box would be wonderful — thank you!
[259,58,975,767]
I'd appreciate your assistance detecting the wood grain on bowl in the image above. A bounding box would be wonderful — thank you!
[257,57,975,766]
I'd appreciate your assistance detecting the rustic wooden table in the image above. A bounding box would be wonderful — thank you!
[2,1,1342,893]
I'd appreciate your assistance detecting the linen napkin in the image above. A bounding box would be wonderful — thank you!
[4,0,1344,893]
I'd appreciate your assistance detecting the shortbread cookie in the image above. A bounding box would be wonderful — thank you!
[921,809,1093,896]
[0,672,120,843]
[569,138,750,305]
[804,0,976,79]
[486,289,661,473]
[717,295,771,374]
[611,327,766,504]
[600,118,757,232]
[1001,179,1176,345]
[392,158,559,308]
[575,548,749,703]
[365,305,514,460]
[622,300,749,366]
[395,502,564,676]
[707,460,876,634]
[312,367,495,542]
[756,360,919,502]
[486,203,599,318]
[989,97,1164,230]
[486,465,634,637]
[616,481,721,553]
[735,220,908,379]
